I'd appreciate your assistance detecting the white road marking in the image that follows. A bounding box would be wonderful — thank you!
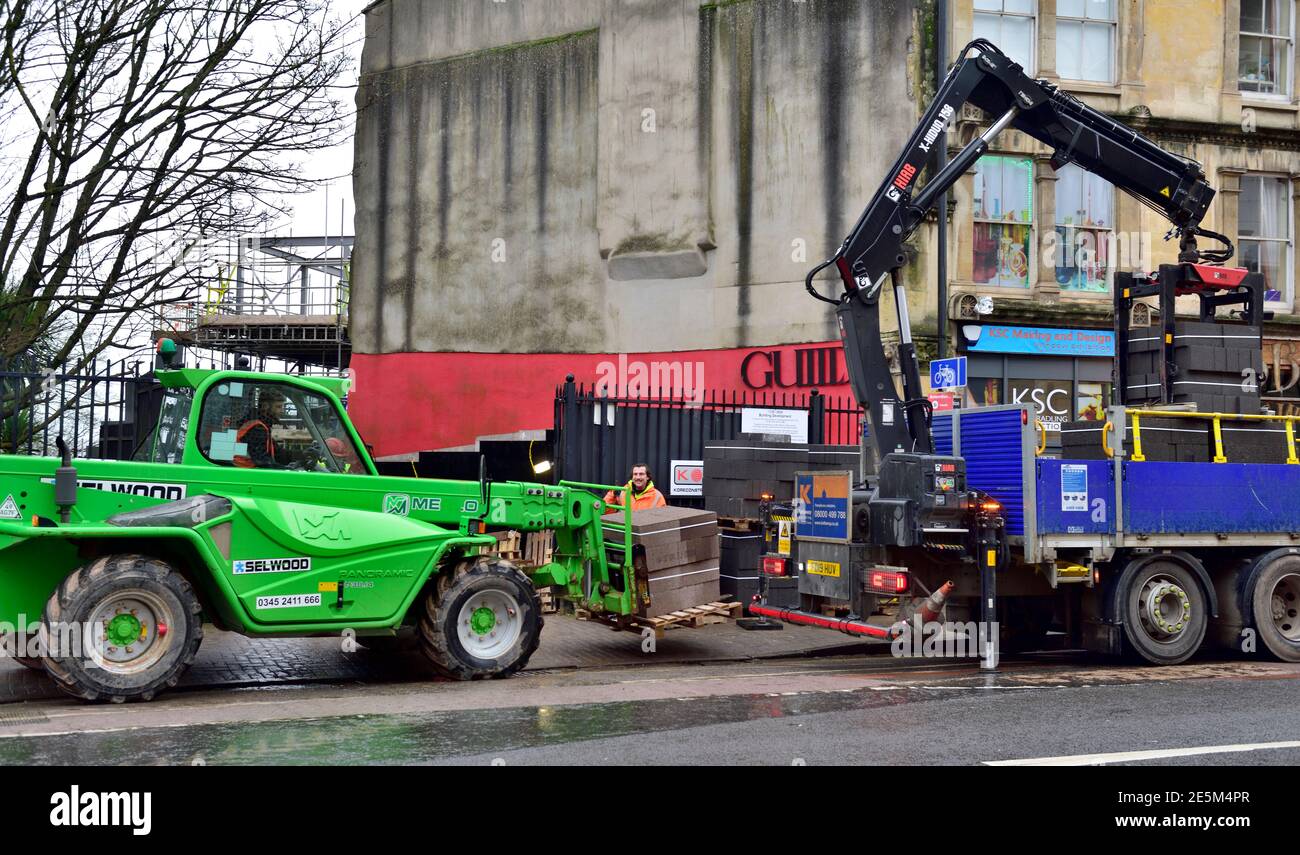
[985,740,1300,766]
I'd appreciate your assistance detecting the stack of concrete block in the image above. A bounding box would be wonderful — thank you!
[602,507,720,617]
[1125,321,1263,414]
[703,438,859,518]
[719,528,763,610]
[1060,416,1211,462]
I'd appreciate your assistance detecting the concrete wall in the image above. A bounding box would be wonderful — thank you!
[352,0,927,356]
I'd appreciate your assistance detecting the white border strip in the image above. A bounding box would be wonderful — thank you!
[601,519,718,536]
[649,566,720,583]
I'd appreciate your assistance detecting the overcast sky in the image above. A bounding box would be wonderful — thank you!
[277,0,372,241]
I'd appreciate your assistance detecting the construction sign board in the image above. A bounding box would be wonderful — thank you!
[793,469,852,544]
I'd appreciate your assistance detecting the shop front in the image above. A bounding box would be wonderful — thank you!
[959,324,1114,453]
[1262,335,1300,416]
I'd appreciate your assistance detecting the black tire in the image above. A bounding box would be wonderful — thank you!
[0,630,44,671]
[1248,554,1300,662]
[418,557,542,680]
[1119,559,1207,665]
[40,554,203,703]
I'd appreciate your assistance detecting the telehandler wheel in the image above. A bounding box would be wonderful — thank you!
[0,630,43,671]
[1119,559,1206,665]
[1249,554,1300,662]
[418,557,543,680]
[40,554,204,703]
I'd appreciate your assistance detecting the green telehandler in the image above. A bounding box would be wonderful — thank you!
[0,345,635,702]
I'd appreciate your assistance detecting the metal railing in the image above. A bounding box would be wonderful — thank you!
[553,377,864,503]
[1126,408,1300,464]
[0,358,154,460]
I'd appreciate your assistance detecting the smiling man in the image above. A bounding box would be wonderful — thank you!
[603,463,668,513]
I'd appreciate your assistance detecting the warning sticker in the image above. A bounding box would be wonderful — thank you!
[0,494,20,520]
[1061,464,1088,512]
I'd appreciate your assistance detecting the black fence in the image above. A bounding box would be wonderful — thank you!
[553,376,863,505]
[0,357,161,460]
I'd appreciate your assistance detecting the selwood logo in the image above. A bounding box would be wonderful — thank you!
[50,787,151,836]
[38,478,186,501]
[232,557,311,574]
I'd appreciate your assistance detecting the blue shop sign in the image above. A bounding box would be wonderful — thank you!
[967,325,1114,358]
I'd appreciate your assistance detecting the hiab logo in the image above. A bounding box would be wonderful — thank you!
[892,163,917,192]
[50,786,151,836]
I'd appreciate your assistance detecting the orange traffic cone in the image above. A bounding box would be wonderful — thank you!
[917,581,954,623]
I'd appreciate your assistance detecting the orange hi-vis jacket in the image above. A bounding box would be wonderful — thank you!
[603,481,668,512]
[233,419,277,468]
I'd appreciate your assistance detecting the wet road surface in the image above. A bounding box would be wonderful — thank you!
[1,654,1297,765]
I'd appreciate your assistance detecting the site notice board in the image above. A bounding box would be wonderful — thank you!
[793,470,852,543]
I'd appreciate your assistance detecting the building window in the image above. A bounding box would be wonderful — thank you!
[1240,0,1294,96]
[1056,0,1116,83]
[1076,381,1110,420]
[972,156,1034,289]
[973,0,1036,74]
[1054,163,1114,292]
[1239,174,1294,307]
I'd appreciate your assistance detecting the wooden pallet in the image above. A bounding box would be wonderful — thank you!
[574,600,743,638]
[479,530,559,612]
[480,530,555,568]
[717,515,758,532]
[522,530,555,568]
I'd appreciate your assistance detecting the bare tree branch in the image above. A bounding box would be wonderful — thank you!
[0,0,351,377]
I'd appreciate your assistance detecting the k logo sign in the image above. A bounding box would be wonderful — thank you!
[669,460,704,497]
[383,494,410,516]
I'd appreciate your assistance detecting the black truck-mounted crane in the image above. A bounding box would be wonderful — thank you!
[808,38,1232,461]
[751,40,1270,663]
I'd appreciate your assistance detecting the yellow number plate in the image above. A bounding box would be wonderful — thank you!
[807,560,841,578]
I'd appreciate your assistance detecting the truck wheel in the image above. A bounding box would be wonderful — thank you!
[418,557,542,680]
[40,554,204,703]
[1249,554,1300,662]
[1120,560,1206,665]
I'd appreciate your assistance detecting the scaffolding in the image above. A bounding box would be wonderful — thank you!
[162,234,353,373]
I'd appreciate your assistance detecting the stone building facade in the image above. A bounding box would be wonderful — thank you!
[940,0,1300,432]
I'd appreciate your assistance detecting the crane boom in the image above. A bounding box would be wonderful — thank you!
[810,39,1229,459]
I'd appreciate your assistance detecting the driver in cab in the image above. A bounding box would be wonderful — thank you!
[233,388,284,468]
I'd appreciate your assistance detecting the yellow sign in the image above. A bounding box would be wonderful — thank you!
[1160,186,1170,197]
[807,559,841,578]
[318,581,339,593]
[986,549,997,567]
[777,520,791,556]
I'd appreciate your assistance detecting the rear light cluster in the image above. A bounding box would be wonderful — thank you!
[867,570,909,594]
[761,556,787,576]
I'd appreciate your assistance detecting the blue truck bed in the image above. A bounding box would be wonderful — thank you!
[934,405,1300,563]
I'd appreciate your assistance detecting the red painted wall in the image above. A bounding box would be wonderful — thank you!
[347,341,853,456]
